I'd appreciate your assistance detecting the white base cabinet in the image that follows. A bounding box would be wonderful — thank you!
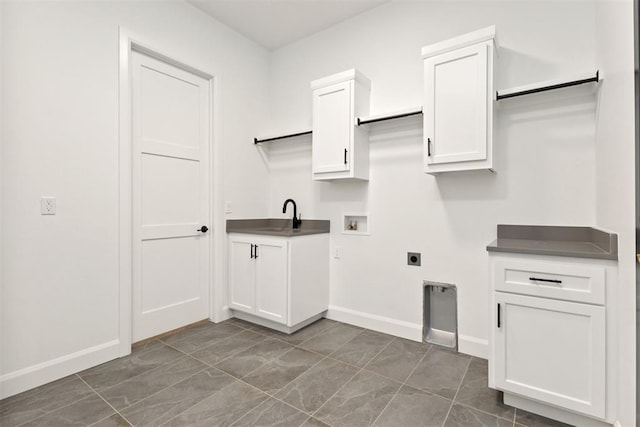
[489,253,617,425]
[229,236,288,323]
[228,233,329,331]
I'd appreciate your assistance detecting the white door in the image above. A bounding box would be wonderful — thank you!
[312,81,352,174]
[424,42,488,165]
[494,292,605,418]
[132,51,211,342]
[228,236,257,313]
[255,238,288,324]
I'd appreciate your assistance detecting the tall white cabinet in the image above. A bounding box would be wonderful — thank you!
[311,69,370,180]
[422,26,496,174]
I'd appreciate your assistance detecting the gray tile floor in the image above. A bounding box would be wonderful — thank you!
[0,318,572,427]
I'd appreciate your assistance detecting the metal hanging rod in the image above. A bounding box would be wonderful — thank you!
[254,106,423,143]
[496,71,600,101]
[357,107,423,126]
[254,130,312,144]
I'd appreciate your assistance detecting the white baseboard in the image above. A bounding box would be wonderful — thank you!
[0,340,121,399]
[327,305,422,342]
[504,393,612,427]
[210,305,232,323]
[232,310,325,334]
[326,305,488,359]
[458,334,488,359]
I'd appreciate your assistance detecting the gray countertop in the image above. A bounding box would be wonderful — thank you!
[486,224,618,260]
[226,218,330,237]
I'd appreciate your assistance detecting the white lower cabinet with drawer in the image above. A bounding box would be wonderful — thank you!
[228,233,329,333]
[489,253,617,426]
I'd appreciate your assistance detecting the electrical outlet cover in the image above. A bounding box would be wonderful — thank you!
[41,196,56,215]
[407,252,421,266]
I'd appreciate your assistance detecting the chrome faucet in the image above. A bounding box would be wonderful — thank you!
[282,199,301,229]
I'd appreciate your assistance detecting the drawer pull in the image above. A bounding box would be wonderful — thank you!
[529,277,562,284]
[497,303,501,328]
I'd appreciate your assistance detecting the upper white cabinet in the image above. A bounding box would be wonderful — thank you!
[422,26,496,174]
[311,69,370,180]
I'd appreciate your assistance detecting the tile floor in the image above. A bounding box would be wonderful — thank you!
[0,318,572,426]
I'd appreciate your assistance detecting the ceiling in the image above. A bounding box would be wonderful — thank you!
[186,0,389,50]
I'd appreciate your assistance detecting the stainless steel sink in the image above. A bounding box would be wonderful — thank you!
[254,227,289,232]
[254,227,303,233]
[226,219,329,237]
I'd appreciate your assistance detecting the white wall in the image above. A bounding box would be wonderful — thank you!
[0,0,270,397]
[266,1,599,355]
[0,0,4,393]
[3,2,635,421]
[594,1,636,425]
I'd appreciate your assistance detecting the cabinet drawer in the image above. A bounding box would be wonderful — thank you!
[494,259,605,305]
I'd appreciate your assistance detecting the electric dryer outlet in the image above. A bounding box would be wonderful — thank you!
[407,252,421,266]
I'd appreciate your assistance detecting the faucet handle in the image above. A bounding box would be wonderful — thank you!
[293,213,302,229]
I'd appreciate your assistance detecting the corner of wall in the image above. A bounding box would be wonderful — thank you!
[594,1,637,425]
[0,0,5,382]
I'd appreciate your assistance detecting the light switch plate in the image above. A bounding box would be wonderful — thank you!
[41,196,56,215]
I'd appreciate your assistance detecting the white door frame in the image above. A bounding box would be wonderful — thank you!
[118,28,224,356]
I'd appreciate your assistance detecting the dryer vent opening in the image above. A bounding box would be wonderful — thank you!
[423,281,458,351]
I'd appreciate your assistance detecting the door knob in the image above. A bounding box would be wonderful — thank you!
[197,225,209,233]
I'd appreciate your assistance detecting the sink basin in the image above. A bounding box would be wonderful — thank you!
[226,219,329,237]
[255,224,302,232]
[255,227,301,232]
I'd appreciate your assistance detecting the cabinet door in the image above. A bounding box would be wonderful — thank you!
[424,42,488,166]
[494,292,605,418]
[228,237,256,313]
[312,81,352,174]
[255,238,289,324]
